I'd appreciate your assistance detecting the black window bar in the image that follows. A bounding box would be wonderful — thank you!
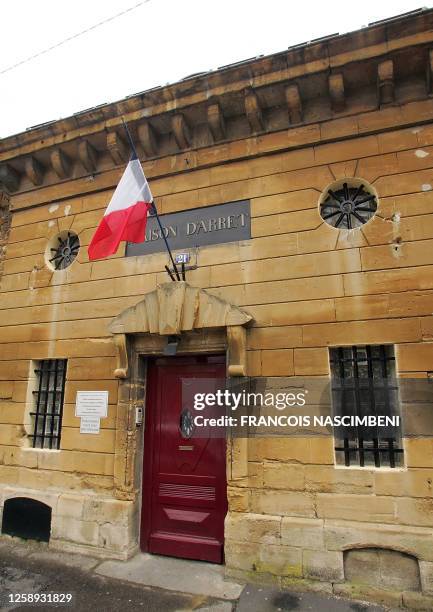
[330,345,403,468]
[31,359,67,449]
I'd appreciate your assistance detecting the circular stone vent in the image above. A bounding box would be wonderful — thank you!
[45,231,80,270]
[319,180,378,230]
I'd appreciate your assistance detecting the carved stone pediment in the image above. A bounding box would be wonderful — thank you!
[109,281,252,336]
[109,281,252,378]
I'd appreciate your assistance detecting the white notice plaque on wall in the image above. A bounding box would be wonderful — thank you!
[80,416,101,434]
[75,391,108,418]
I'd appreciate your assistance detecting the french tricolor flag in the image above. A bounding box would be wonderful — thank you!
[88,156,153,261]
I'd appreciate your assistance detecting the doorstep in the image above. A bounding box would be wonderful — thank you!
[95,552,244,600]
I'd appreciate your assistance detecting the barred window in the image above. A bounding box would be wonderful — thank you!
[31,359,67,449]
[329,345,403,468]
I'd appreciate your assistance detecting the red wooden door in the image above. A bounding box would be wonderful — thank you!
[141,355,227,563]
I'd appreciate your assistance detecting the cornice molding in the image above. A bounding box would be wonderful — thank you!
[1,9,433,200]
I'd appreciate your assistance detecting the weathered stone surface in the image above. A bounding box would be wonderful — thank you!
[333,583,402,608]
[317,494,395,523]
[224,512,281,544]
[419,560,433,595]
[227,487,250,512]
[402,590,433,610]
[262,462,305,490]
[396,497,433,527]
[374,468,433,498]
[98,523,130,551]
[110,282,252,335]
[280,517,325,550]
[325,519,433,562]
[305,466,374,495]
[257,544,302,577]
[225,539,302,577]
[303,549,344,582]
[250,490,316,518]
[405,439,433,468]
[224,541,260,572]
[51,516,99,546]
[344,548,421,592]
[82,497,134,525]
[57,493,85,519]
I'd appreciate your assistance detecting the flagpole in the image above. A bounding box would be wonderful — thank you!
[121,119,181,281]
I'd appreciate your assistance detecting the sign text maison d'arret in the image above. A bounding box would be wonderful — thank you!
[126,200,251,256]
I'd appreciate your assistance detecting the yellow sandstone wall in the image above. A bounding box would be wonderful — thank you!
[1,110,433,602]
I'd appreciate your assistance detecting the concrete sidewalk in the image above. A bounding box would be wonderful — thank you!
[0,537,389,611]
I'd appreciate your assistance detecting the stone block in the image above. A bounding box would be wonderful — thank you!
[374,469,433,498]
[98,523,129,552]
[82,498,134,525]
[225,512,281,544]
[224,540,260,572]
[0,447,37,469]
[381,548,420,590]
[420,560,433,595]
[344,548,380,585]
[324,519,433,561]
[248,437,334,465]
[250,299,336,328]
[402,591,433,610]
[51,516,99,546]
[280,517,325,549]
[397,342,433,372]
[256,544,302,577]
[247,326,302,350]
[0,466,21,486]
[16,468,61,491]
[344,548,420,592]
[247,462,263,487]
[261,349,294,376]
[302,318,421,348]
[405,439,433,468]
[251,189,318,217]
[303,549,344,582]
[250,490,316,518]
[246,351,261,377]
[315,135,379,164]
[57,494,85,519]
[317,494,395,523]
[227,487,250,512]
[294,348,330,376]
[262,462,305,490]
[60,428,116,454]
[396,497,433,527]
[305,466,374,494]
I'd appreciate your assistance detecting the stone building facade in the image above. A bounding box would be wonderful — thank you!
[1,8,433,609]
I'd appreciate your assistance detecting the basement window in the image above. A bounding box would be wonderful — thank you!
[329,345,403,468]
[1,498,51,542]
[30,359,67,449]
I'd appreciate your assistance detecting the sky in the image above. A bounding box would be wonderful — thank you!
[0,0,431,138]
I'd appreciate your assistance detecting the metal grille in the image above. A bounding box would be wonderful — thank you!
[49,232,80,270]
[320,182,377,229]
[31,359,67,449]
[329,345,403,468]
